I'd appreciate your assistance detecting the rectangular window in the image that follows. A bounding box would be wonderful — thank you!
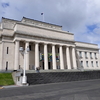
[6,61,8,71]
[7,47,9,54]
[96,61,98,67]
[81,61,83,67]
[85,52,88,59]
[19,65,20,69]
[86,61,88,67]
[39,46,40,51]
[91,61,93,67]
[58,48,59,53]
[79,51,82,58]
[94,53,97,59]
[90,52,93,59]
[29,45,31,51]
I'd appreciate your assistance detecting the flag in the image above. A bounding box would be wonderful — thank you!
[41,13,43,15]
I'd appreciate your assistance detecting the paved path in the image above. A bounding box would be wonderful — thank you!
[0,79,100,100]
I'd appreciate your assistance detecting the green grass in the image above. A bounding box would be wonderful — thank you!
[0,73,14,86]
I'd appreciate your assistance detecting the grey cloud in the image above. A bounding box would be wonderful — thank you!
[0,0,100,46]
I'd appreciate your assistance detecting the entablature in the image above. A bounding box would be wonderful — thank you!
[14,34,75,47]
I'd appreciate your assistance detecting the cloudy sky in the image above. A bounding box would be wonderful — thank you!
[0,0,100,47]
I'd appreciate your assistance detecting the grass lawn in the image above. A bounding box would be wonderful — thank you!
[0,73,14,86]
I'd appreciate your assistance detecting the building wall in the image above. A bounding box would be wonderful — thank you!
[76,48,100,70]
[2,42,15,70]
[0,42,1,70]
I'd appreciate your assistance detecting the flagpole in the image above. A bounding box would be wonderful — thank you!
[41,13,44,22]
[43,14,44,22]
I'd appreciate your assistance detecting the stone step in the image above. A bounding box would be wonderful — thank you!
[26,69,100,73]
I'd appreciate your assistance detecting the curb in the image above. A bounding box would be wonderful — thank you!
[0,87,3,89]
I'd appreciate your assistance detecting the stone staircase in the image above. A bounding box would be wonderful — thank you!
[26,70,100,85]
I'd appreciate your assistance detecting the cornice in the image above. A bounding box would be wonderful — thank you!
[76,46,99,50]
[22,17,62,27]
[75,41,98,46]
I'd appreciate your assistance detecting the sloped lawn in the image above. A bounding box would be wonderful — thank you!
[0,73,14,86]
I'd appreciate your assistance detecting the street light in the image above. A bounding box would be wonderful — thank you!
[19,46,30,85]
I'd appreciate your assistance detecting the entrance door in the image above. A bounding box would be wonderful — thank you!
[43,62,50,70]
[42,62,44,70]
[48,62,51,69]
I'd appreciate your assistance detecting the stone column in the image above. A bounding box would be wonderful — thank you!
[52,44,56,69]
[59,45,64,69]
[35,42,39,69]
[25,42,29,70]
[14,40,19,70]
[44,43,48,70]
[72,47,77,69]
[66,46,71,69]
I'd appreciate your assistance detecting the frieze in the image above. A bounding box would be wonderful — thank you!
[16,34,74,45]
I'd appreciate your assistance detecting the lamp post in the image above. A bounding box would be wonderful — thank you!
[19,46,30,85]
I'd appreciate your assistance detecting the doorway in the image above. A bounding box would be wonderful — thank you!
[42,62,44,70]
[48,62,51,69]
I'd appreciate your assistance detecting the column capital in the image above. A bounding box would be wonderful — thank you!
[23,41,30,44]
[43,42,48,45]
[59,45,63,47]
[52,43,56,46]
[71,46,76,48]
[66,45,70,47]
[34,41,40,44]
[15,40,19,42]
[25,41,30,43]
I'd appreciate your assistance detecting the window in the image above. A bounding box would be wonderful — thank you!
[91,61,93,67]
[19,65,20,69]
[6,61,8,71]
[58,48,59,53]
[96,61,98,67]
[85,52,88,59]
[7,47,9,54]
[81,61,83,67]
[39,46,40,51]
[90,52,93,59]
[86,61,88,67]
[29,45,31,51]
[94,53,97,59]
[79,51,82,58]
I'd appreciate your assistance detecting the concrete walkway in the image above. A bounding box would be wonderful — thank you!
[0,85,21,89]
[0,79,100,100]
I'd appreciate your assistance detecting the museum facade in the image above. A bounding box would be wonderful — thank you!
[0,17,100,71]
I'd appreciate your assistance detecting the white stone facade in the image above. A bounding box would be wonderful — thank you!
[0,17,100,71]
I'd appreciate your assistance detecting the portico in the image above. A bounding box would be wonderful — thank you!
[14,39,77,70]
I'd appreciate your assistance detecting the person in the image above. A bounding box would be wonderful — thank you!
[36,67,40,73]
[5,66,8,71]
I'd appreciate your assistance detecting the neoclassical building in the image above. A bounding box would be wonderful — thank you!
[0,17,100,71]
